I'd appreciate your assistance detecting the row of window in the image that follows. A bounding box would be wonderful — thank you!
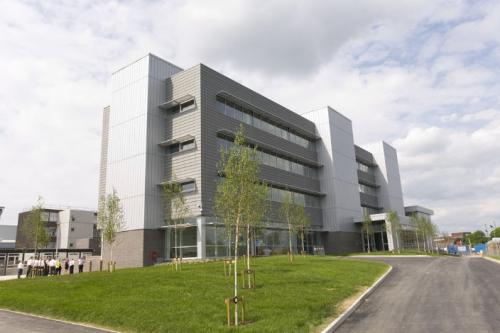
[358,184,377,196]
[268,187,321,208]
[357,162,372,173]
[166,99,196,114]
[169,139,195,154]
[216,96,314,149]
[362,206,381,216]
[217,137,318,179]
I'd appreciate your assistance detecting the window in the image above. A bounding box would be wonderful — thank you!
[180,99,195,112]
[181,140,195,151]
[216,96,313,149]
[357,162,370,173]
[359,184,377,196]
[69,243,74,248]
[180,181,196,193]
[71,227,75,232]
[267,186,320,208]
[216,136,318,178]
[167,99,196,114]
[169,139,195,154]
[362,206,380,216]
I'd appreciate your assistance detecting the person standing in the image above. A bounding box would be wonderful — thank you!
[64,258,69,274]
[78,257,84,273]
[33,259,39,277]
[55,258,62,275]
[26,257,33,278]
[17,261,24,279]
[69,259,75,275]
[49,258,56,276]
[43,259,49,276]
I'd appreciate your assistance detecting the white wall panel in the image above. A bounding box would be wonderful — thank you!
[302,107,362,232]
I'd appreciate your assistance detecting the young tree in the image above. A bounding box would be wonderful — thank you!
[410,213,421,252]
[279,192,311,261]
[163,178,190,268]
[296,203,311,256]
[361,214,373,253]
[280,193,296,262]
[214,125,268,325]
[386,210,401,254]
[98,189,125,270]
[429,221,439,253]
[417,216,428,253]
[23,196,49,258]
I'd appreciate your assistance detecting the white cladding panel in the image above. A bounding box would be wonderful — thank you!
[371,142,405,216]
[144,56,183,229]
[106,56,150,231]
[303,107,362,232]
[56,209,97,249]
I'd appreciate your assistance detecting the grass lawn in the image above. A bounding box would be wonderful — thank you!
[0,256,387,333]
[487,255,500,261]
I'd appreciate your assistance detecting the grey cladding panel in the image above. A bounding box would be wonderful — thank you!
[199,65,322,219]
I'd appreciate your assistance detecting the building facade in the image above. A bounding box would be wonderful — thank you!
[100,54,432,267]
[15,208,98,251]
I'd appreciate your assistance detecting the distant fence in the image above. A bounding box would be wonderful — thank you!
[0,248,94,276]
[487,241,500,256]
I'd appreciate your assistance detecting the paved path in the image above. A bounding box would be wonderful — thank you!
[336,257,500,333]
[0,310,112,333]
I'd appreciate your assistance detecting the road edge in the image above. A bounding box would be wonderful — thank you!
[483,256,500,265]
[320,264,393,333]
[349,255,430,258]
[0,308,119,333]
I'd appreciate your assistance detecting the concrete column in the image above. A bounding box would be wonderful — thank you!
[197,217,206,259]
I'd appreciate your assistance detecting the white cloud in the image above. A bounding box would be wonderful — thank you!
[0,0,499,235]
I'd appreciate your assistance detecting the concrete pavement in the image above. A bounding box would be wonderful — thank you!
[0,310,114,333]
[336,256,500,333]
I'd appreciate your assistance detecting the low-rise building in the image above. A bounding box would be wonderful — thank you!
[15,208,99,252]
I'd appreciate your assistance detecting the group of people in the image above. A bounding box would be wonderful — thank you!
[17,257,86,279]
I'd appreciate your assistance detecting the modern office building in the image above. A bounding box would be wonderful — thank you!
[99,54,432,268]
[15,208,99,251]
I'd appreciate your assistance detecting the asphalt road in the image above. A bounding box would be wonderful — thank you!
[0,310,111,333]
[336,256,500,333]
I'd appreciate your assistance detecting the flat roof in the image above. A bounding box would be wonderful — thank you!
[405,205,434,215]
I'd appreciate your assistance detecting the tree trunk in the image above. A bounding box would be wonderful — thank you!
[246,224,251,289]
[416,231,420,252]
[422,231,427,253]
[110,245,113,272]
[301,229,305,256]
[233,217,240,326]
[288,221,293,263]
[396,230,400,254]
[367,230,371,253]
[174,222,178,269]
[100,233,104,261]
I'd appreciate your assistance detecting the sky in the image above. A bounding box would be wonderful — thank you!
[0,0,499,234]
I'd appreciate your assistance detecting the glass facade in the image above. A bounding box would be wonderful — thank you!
[217,136,318,179]
[362,206,380,216]
[359,184,377,196]
[357,162,372,173]
[205,224,322,258]
[268,187,320,208]
[167,226,197,259]
[216,96,314,149]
